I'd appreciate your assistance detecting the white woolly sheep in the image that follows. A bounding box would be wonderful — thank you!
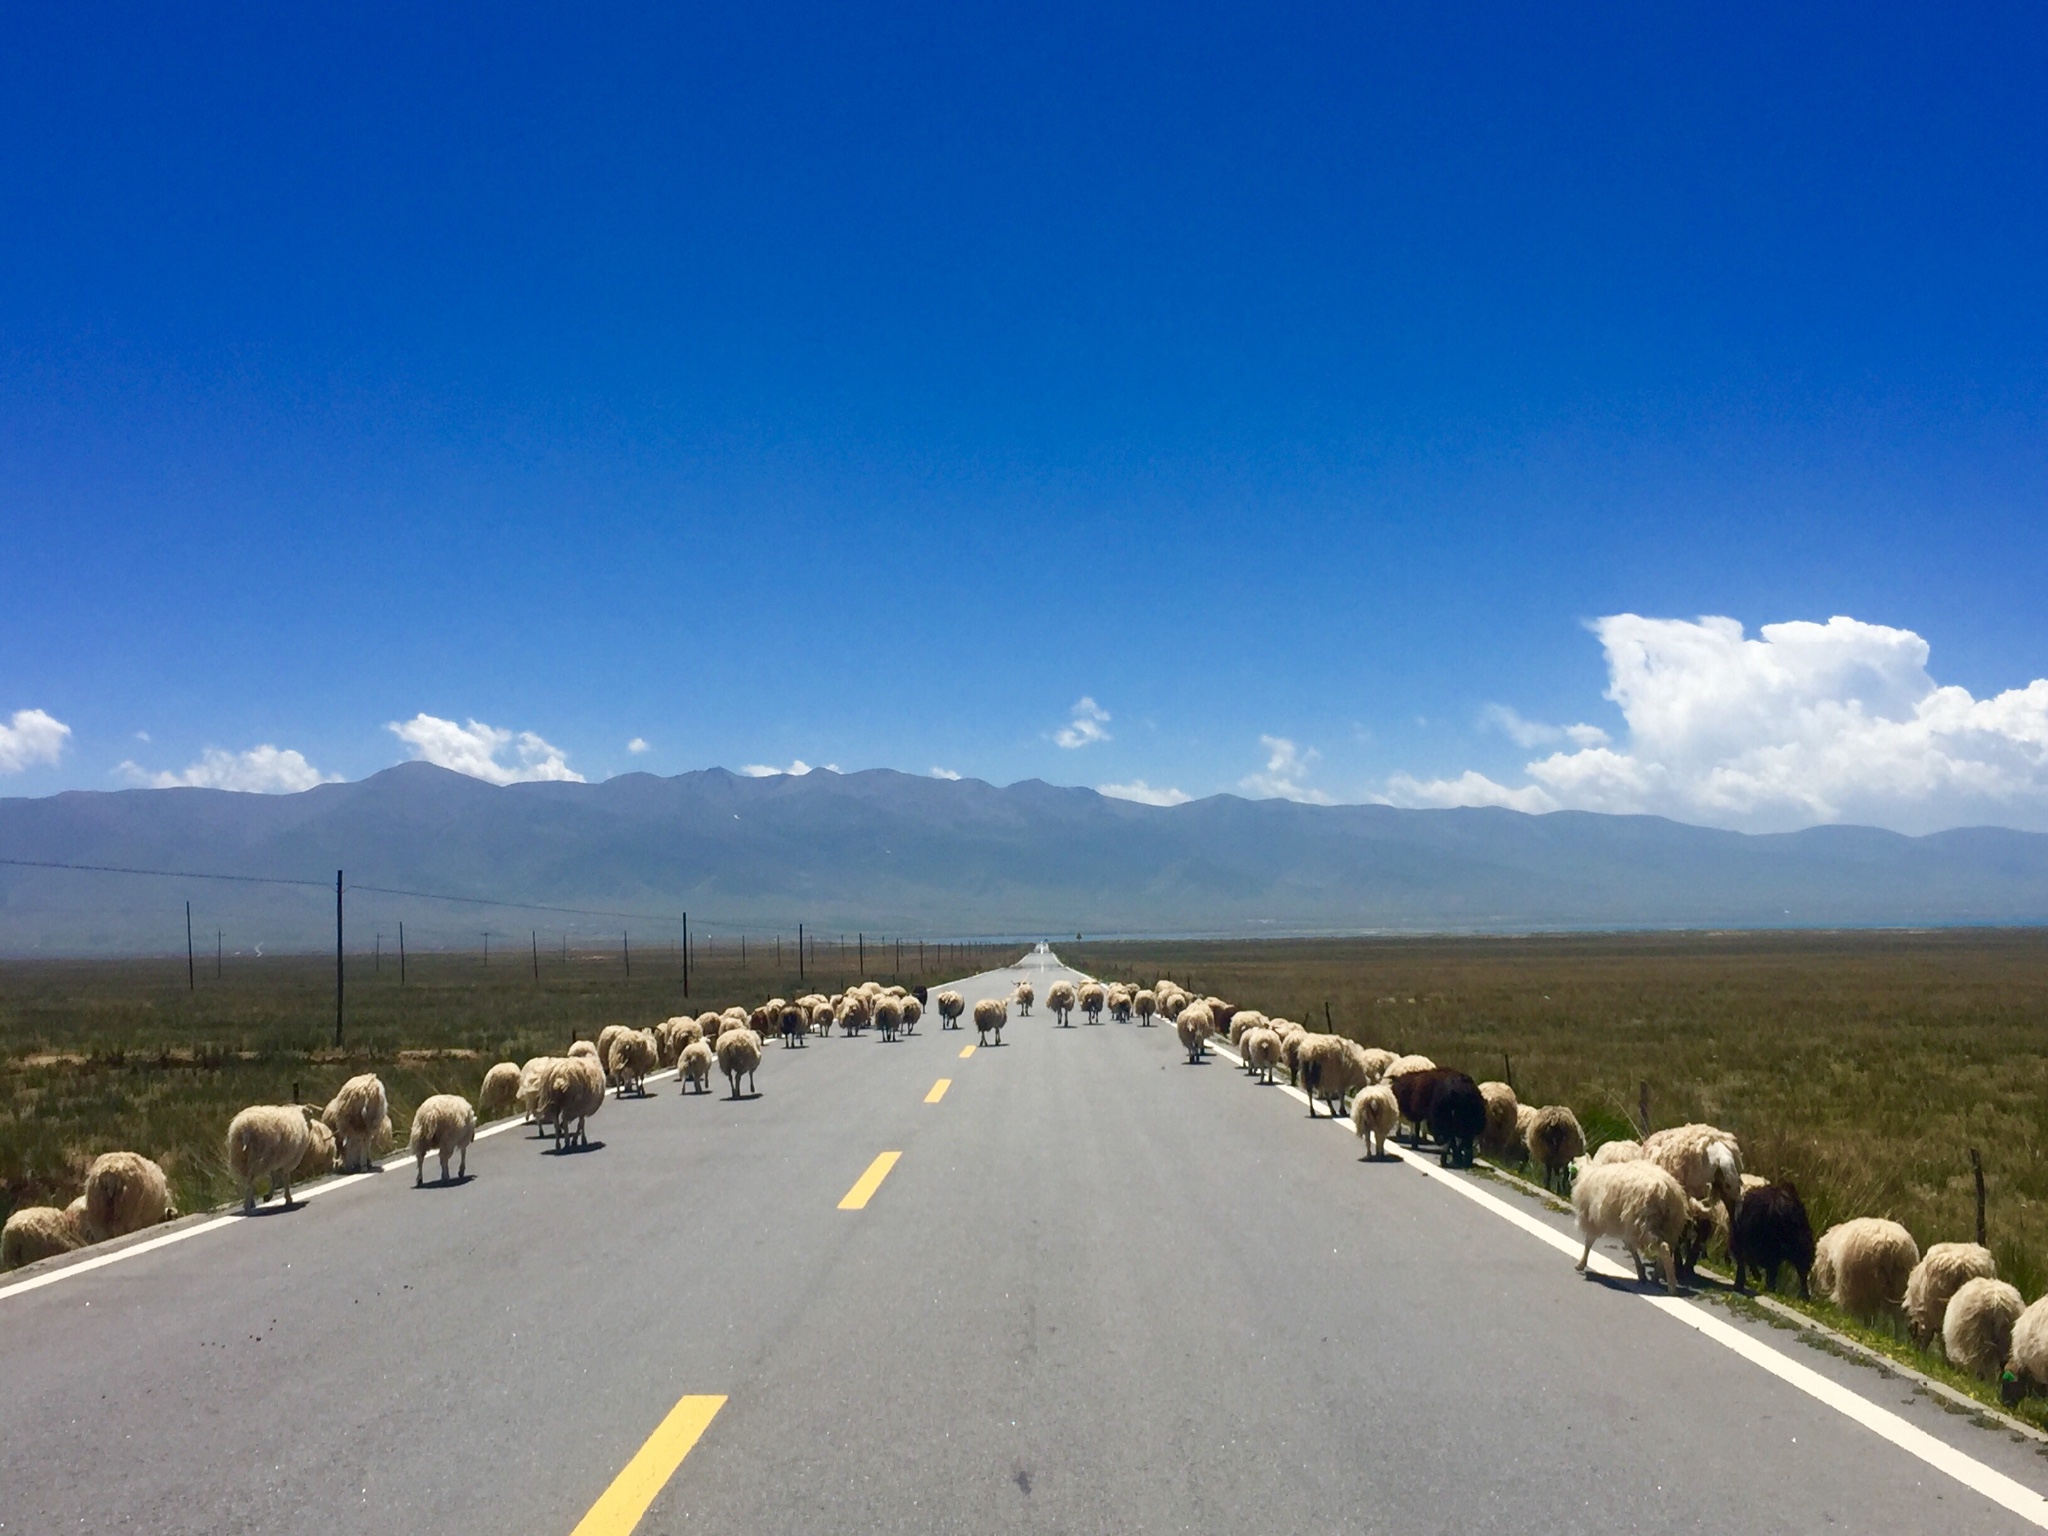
[1526,1106,1586,1193]
[1572,1158,1695,1293]
[717,1028,763,1097]
[937,990,966,1030]
[2003,1296,2048,1404]
[479,1062,523,1119]
[1590,1139,1642,1165]
[226,1106,312,1214]
[1905,1241,1998,1345]
[595,1024,630,1081]
[900,995,923,1034]
[1944,1277,2024,1379]
[322,1074,391,1174]
[82,1151,176,1240]
[1158,988,1188,1022]
[1108,985,1133,1024]
[293,1114,336,1184]
[680,1037,715,1093]
[973,996,1008,1045]
[1228,1009,1268,1051]
[567,1039,602,1063]
[1811,1217,1920,1321]
[517,1056,558,1123]
[540,1055,607,1149]
[1513,1103,1537,1164]
[1351,1083,1399,1160]
[874,997,904,1042]
[1476,1081,1520,1160]
[1134,989,1157,1026]
[607,1029,660,1095]
[1079,981,1107,1024]
[1276,1023,1309,1084]
[409,1094,476,1185]
[1176,1001,1214,1063]
[1014,982,1035,1015]
[837,994,871,1036]
[1352,1046,1395,1085]
[1048,981,1078,1027]
[2,1205,87,1269]
[1640,1124,1744,1222]
[1242,1026,1282,1084]
[1297,1034,1370,1118]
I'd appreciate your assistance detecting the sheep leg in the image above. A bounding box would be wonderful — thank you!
[242,1184,256,1215]
[414,1153,426,1188]
[439,1148,452,1184]
[278,1173,294,1210]
[1575,1237,1593,1274]
[458,1144,467,1179]
[1657,1243,1678,1294]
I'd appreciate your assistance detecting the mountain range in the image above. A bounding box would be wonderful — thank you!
[2,762,2046,954]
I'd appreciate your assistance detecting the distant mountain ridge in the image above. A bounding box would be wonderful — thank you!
[2,761,2046,953]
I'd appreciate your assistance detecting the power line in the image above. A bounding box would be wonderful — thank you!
[0,856,329,888]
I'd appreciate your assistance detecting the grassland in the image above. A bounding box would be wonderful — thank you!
[0,942,987,1225]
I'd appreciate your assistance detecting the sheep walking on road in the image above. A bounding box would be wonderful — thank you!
[875,997,904,1043]
[900,996,923,1035]
[680,1038,714,1093]
[541,1056,606,1149]
[226,1106,313,1215]
[1525,1106,1586,1193]
[1241,1026,1282,1084]
[718,1028,763,1098]
[323,1075,391,1174]
[1176,1001,1214,1063]
[409,1094,476,1186]
[1298,1035,1371,1119]
[1048,981,1077,1027]
[1351,1083,1399,1160]
[1573,1159,1697,1294]
[1013,982,1034,1016]
[479,1062,523,1119]
[973,996,1008,1045]
[1134,989,1157,1027]
[607,1030,659,1096]
[937,990,966,1030]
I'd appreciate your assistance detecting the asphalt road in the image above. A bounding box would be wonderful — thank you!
[3,947,2046,1534]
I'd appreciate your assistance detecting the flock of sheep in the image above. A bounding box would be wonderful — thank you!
[0,978,956,1274]
[1127,974,2048,1410]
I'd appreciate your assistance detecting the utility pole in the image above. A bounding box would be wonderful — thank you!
[399,920,406,986]
[531,929,539,984]
[216,928,223,979]
[798,923,805,984]
[334,870,345,1048]
[185,901,195,990]
[374,933,380,973]
[623,930,631,978]
[858,932,864,975]
[481,932,489,967]
[682,912,690,999]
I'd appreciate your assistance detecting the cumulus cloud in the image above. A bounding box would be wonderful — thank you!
[930,766,962,780]
[1054,697,1112,749]
[1383,614,2048,834]
[739,759,838,777]
[122,745,340,794]
[0,708,71,773]
[388,714,584,785]
[1099,779,1192,807]
[627,737,651,754]
[1239,735,1335,804]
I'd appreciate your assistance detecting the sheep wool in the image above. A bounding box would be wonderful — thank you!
[900,996,923,1033]
[1513,1103,1538,1162]
[1014,982,1035,1015]
[541,1056,607,1148]
[608,1030,660,1095]
[322,1074,391,1174]
[1241,1026,1283,1084]
[1351,1083,1399,1160]
[1905,1242,1998,1345]
[2003,1296,2048,1404]
[479,1062,523,1119]
[82,1151,176,1241]
[1047,981,1078,1027]
[567,1039,602,1063]
[409,1094,477,1186]
[1476,1081,1521,1160]
[226,1105,314,1214]
[1526,1106,1586,1193]
[680,1037,715,1093]
[1228,1010,1268,1049]
[1572,1159,1694,1293]
[874,997,904,1042]
[517,1057,558,1120]
[717,1028,763,1098]
[1175,1001,1214,1063]
[1276,1023,1309,1084]
[1812,1217,1920,1320]
[1352,1047,1396,1086]
[1079,981,1107,1023]
[1297,1034,1370,1118]
[1590,1139,1642,1166]
[973,996,1009,1045]
[1134,989,1157,1026]
[1640,1124,1744,1220]
[293,1114,337,1185]
[2,1205,88,1270]
[1727,1181,1816,1298]
[937,990,967,1030]
[1944,1277,2025,1380]
[594,1025,630,1081]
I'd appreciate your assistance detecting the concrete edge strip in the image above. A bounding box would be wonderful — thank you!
[0,1064,687,1304]
[1203,1038,2048,1528]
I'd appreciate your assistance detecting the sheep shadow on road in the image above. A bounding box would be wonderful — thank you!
[1579,1267,1691,1299]
[411,1172,475,1191]
[542,1139,607,1156]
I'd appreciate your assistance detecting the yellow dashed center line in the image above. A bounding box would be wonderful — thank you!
[570,1393,725,1536]
[958,1044,976,1058]
[838,1151,902,1210]
[925,1078,951,1103]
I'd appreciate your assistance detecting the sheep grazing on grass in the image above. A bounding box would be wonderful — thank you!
[1728,1181,1816,1298]
[1476,1082,1521,1160]
[1905,1242,1998,1346]
[540,1056,606,1149]
[1351,1083,1400,1160]
[1811,1217,1920,1321]
[1048,981,1078,1027]
[80,1151,176,1241]
[1641,1124,1744,1221]
[937,990,966,1030]
[479,1062,523,1119]
[1135,989,1157,1026]
[1945,1278,2025,1380]
[323,1074,392,1174]
[1590,1139,1642,1166]
[1079,981,1107,1025]
[409,1095,476,1186]
[1572,1159,1696,1294]
[226,1106,312,1214]
[718,1028,763,1098]
[1176,1001,1215,1063]
[1525,1106,1586,1193]
[2,1204,87,1269]
[1013,982,1035,1016]
[1513,1104,1537,1167]
[2002,1297,2048,1404]
[1241,1026,1282,1084]
[1298,1035,1371,1119]
[595,1025,630,1081]
[607,1030,660,1096]
[680,1038,715,1093]
[900,996,923,1034]
[973,997,1008,1046]
[294,1114,336,1184]
[874,997,904,1043]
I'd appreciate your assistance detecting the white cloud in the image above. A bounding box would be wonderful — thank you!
[1054,697,1112,749]
[930,766,962,780]
[123,745,340,794]
[1481,703,1609,750]
[388,714,584,785]
[1099,779,1192,807]
[0,708,71,773]
[1382,614,2048,834]
[627,737,650,755]
[1239,735,1335,804]
[739,759,838,777]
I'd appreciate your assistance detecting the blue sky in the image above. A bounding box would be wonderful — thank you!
[5,4,2047,832]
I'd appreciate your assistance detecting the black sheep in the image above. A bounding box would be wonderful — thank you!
[1427,1074,1486,1168]
[1729,1181,1816,1298]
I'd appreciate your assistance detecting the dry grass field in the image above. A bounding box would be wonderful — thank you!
[1071,930,2048,1300]
[0,942,989,1225]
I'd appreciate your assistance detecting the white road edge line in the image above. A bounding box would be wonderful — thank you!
[1205,1039,2048,1529]
[0,1066,686,1305]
